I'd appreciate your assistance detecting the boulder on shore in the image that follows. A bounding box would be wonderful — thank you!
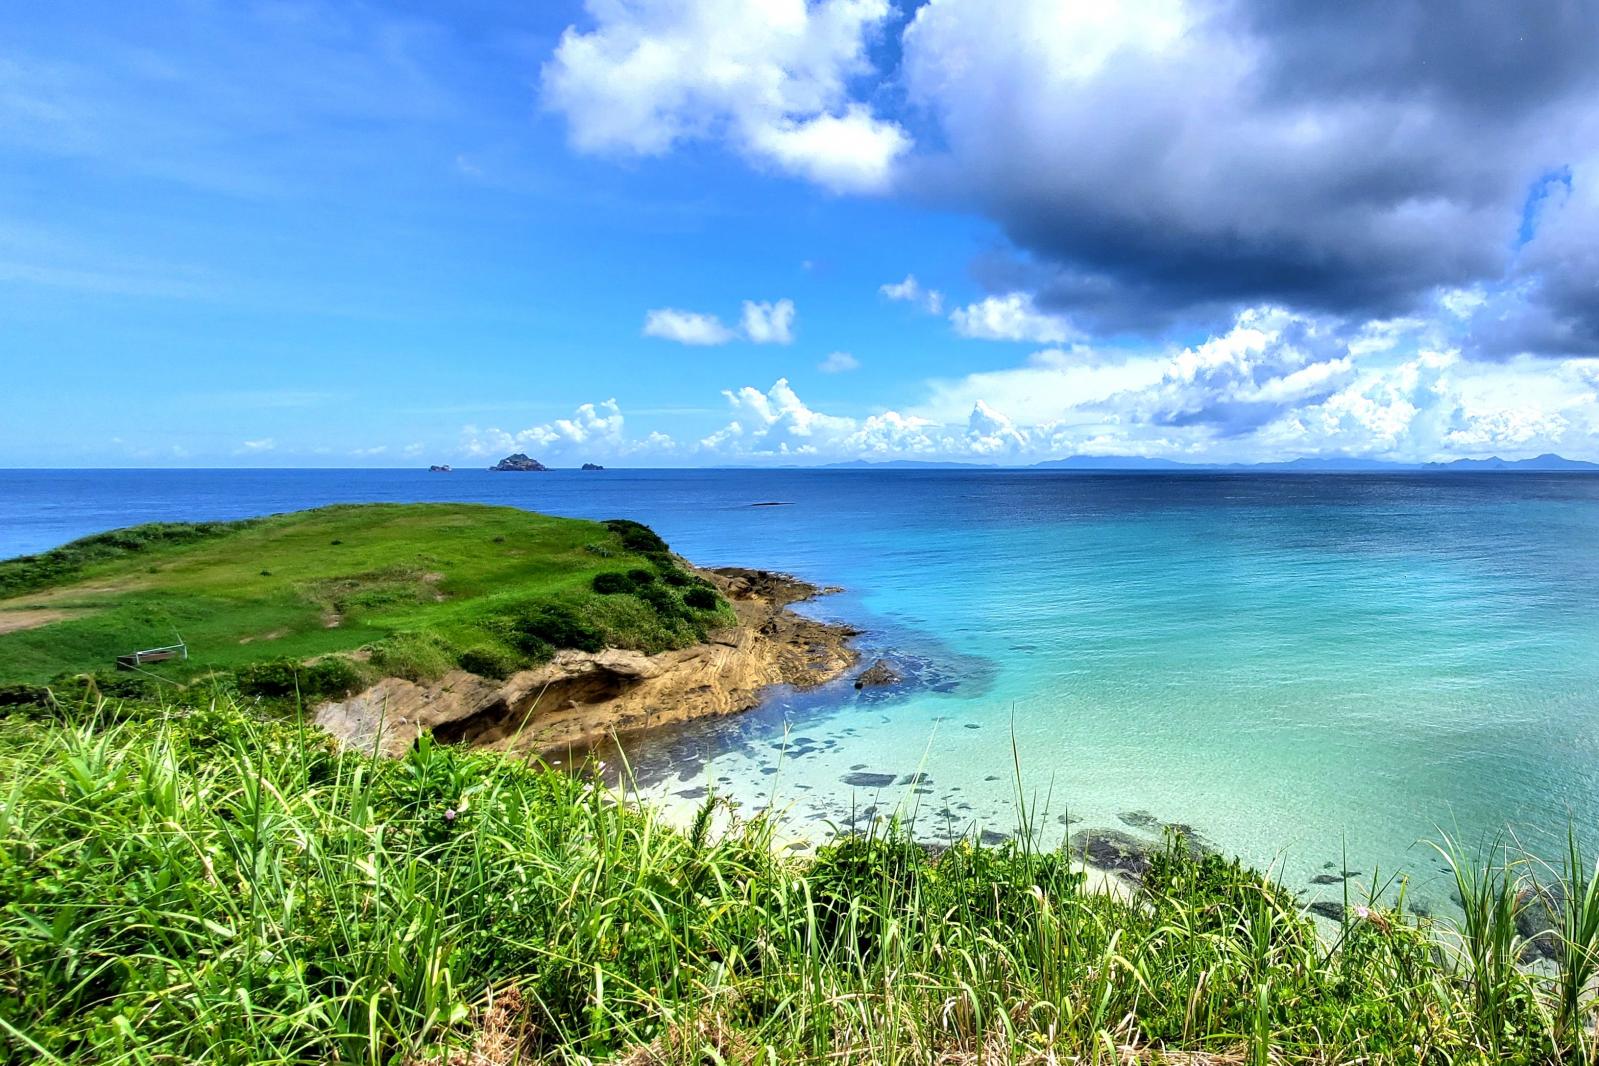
[854,659,901,690]
[491,453,548,472]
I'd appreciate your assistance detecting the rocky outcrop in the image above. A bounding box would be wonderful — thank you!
[491,453,548,472]
[314,566,857,760]
[581,463,605,471]
[854,659,901,690]
[428,464,452,473]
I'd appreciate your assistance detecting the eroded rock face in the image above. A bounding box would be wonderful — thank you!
[314,566,856,761]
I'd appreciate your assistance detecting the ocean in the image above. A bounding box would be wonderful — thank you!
[4,467,1598,913]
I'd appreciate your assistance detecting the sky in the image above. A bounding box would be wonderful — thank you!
[3,0,1599,468]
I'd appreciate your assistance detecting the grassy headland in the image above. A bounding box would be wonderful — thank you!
[4,695,1599,1064]
[0,504,734,698]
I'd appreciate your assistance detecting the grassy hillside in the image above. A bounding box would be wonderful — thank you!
[0,504,733,692]
[4,695,1598,1064]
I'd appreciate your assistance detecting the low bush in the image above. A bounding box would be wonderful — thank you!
[592,571,636,595]
[457,644,519,680]
[682,585,718,611]
[235,655,367,702]
[602,517,670,555]
[366,633,455,682]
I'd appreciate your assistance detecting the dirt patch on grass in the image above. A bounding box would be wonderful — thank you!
[238,629,288,645]
[0,609,71,635]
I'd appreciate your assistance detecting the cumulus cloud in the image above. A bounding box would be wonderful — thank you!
[643,308,736,345]
[741,298,796,344]
[464,399,652,459]
[880,273,944,314]
[645,300,796,345]
[818,351,859,373]
[542,0,908,194]
[462,316,1598,467]
[950,293,1078,344]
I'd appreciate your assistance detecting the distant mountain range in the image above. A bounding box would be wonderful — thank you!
[823,453,1599,473]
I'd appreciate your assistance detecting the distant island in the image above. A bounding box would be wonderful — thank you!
[823,452,1599,473]
[491,453,547,472]
[427,464,452,473]
[581,462,605,471]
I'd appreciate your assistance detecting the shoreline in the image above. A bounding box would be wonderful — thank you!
[313,564,861,760]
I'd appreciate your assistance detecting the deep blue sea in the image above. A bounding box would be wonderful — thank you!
[4,467,1599,913]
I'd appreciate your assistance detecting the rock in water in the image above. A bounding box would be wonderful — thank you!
[581,462,605,470]
[1516,884,1564,961]
[1069,829,1157,879]
[854,659,901,690]
[491,453,548,472]
[840,771,897,788]
[428,464,452,473]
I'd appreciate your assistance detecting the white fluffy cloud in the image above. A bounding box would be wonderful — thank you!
[880,273,944,314]
[741,298,796,344]
[645,299,796,345]
[463,399,658,459]
[543,0,908,194]
[627,308,1599,463]
[950,293,1078,344]
[643,308,736,345]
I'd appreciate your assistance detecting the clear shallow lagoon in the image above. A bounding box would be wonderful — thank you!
[4,468,1598,913]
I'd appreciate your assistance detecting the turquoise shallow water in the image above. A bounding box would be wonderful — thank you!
[4,468,1598,911]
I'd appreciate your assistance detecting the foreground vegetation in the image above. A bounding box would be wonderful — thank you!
[5,696,1599,1064]
[0,504,733,697]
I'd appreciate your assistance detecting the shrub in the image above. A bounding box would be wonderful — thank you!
[682,585,719,611]
[234,659,305,700]
[457,645,518,680]
[626,567,656,586]
[499,601,604,655]
[236,656,366,702]
[303,656,367,699]
[367,634,455,682]
[660,567,692,587]
[602,518,669,555]
[592,571,636,595]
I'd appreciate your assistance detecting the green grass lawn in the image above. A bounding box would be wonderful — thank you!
[0,503,733,691]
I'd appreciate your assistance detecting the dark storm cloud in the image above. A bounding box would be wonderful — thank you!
[901,0,1599,345]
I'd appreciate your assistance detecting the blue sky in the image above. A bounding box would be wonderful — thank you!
[4,1,1598,467]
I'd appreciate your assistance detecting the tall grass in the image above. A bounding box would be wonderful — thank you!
[2,696,1598,1064]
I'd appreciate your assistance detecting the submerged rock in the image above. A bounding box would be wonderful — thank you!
[1118,810,1161,830]
[1309,901,1346,922]
[840,771,898,788]
[1070,829,1158,879]
[854,659,902,690]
